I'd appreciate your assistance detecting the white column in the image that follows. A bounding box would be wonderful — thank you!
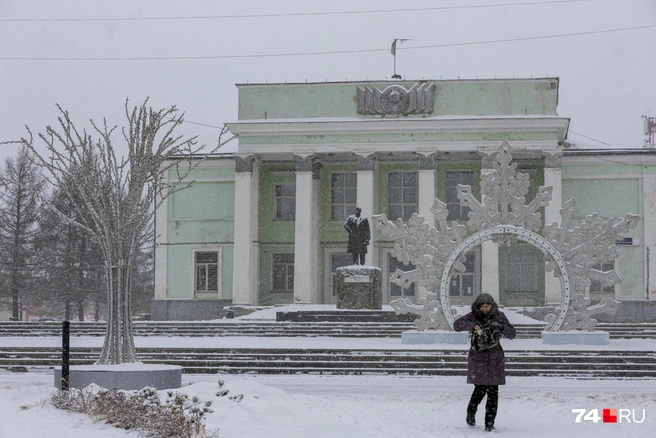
[417,155,436,299]
[293,156,319,303]
[232,156,257,304]
[643,175,656,300]
[480,165,500,301]
[154,190,168,300]
[481,241,500,301]
[544,155,563,304]
[249,160,261,302]
[356,154,375,266]
[418,155,436,229]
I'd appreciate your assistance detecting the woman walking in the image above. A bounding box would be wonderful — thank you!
[454,293,516,432]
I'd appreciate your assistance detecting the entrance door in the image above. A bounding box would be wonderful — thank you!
[501,246,544,306]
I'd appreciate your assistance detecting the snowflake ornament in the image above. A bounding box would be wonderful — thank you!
[543,198,639,292]
[375,141,638,332]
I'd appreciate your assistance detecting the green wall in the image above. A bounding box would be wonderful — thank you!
[237,78,559,120]
[562,166,644,300]
[165,162,236,299]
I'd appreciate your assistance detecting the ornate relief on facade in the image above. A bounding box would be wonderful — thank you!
[356,83,435,116]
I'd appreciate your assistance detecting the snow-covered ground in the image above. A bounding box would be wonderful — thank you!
[1,371,653,437]
[0,305,653,437]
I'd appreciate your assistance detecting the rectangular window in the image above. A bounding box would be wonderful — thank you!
[388,171,417,221]
[449,252,476,297]
[275,184,296,221]
[590,262,615,295]
[446,171,475,221]
[506,250,537,292]
[331,173,357,221]
[331,253,354,296]
[388,253,416,297]
[195,251,219,292]
[272,254,294,293]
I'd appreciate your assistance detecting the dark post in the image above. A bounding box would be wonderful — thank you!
[61,320,70,391]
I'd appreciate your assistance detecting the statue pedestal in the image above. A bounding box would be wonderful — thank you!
[54,363,182,390]
[401,330,469,345]
[542,331,610,345]
[335,266,382,310]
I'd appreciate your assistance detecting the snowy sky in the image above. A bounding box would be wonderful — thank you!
[1,0,655,164]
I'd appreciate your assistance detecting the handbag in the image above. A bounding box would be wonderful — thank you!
[471,326,500,352]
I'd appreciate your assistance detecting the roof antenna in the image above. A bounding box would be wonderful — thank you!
[391,38,411,79]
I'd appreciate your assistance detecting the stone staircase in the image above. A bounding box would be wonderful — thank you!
[0,321,654,339]
[1,321,655,378]
[1,346,655,378]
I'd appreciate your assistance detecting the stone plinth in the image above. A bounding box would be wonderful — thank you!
[335,266,382,310]
[401,330,469,345]
[54,363,182,390]
[542,331,610,345]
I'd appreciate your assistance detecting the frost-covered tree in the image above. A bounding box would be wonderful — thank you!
[0,146,46,320]
[7,99,233,363]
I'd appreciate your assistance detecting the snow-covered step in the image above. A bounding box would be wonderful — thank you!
[1,346,655,378]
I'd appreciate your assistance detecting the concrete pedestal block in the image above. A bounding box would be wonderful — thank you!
[336,266,382,310]
[54,363,182,390]
[401,330,469,345]
[541,331,610,345]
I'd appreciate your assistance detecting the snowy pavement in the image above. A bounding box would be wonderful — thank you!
[1,370,653,437]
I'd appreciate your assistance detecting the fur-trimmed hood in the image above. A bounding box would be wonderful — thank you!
[471,293,499,321]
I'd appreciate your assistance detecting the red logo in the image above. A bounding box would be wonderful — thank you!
[603,409,617,423]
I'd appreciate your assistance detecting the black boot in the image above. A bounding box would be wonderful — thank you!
[466,404,477,427]
[484,386,498,432]
[484,411,496,431]
[466,411,476,427]
[467,385,487,427]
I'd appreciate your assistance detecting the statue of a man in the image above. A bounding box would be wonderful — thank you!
[344,207,371,265]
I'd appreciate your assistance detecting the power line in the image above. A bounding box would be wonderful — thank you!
[569,130,611,146]
[0,1,594,23]
[407,25,656,51]
[179,119,224,130]
[1,24,653,62]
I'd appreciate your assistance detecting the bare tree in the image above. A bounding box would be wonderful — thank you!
[6,99,234,364]
[0,146,46,320]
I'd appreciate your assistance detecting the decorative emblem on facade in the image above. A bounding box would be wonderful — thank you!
[357,83,435,116]
[373,141,639,333]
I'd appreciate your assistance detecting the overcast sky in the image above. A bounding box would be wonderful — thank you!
[1,0,655,164]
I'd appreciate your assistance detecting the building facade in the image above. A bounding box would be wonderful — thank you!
[152,78,656,321]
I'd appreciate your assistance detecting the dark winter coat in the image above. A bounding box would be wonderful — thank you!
[453,294,516,385]
[344,214,370,255]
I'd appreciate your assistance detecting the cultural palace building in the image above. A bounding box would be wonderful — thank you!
[152,77,656,322]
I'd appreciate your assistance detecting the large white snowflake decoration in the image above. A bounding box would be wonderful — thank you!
[374,141,639,333]
[390,293,456,331]
[544,294,622,331]
[543,198,640,292]
[372,199,467,292]
[459,141,553,239]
